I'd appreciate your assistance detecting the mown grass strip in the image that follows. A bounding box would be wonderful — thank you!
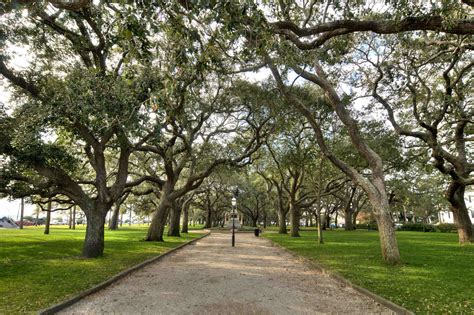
[264,230,474,314]
[0,225,201,314]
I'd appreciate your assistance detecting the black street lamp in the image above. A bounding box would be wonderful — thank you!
[231,189,239,247]
[231,196,236,247]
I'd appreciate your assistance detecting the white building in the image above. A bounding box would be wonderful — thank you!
[438,189,474,224]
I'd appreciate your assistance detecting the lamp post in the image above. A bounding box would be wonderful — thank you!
[231,196,236,247]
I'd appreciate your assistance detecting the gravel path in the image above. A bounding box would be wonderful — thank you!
[60,232,392,314]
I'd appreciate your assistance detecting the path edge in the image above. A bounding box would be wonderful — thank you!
[38,231,211,315]
[266,237,414,315]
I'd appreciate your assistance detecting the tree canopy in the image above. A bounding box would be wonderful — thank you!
[0,0,472,264]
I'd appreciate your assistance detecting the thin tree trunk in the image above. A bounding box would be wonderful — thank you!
[72,205,76,230]
[317,213,323,244]
[68,207,72,229]
[316,157,324,243]
[19,197,24,229]
[344,187,357,231]
[316,205,323,243]
[109,200,120,230]
[44,201,51,235]
[277,190,288,233]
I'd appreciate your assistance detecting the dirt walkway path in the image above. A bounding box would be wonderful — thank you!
[60,232,391,314]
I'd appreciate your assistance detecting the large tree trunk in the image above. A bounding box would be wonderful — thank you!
[345,209,355,230]
[108,200,121,230]
[44,201,51,235]
[447,182,473,244]
[181,203,189,233]
[168,201,181,237]
[204,206,212,228]
[145,199,170,242]
[289,203,300,237]
[352,210,358,229]
[373,202,400,265]
[278,211,287,234]
[251,217,257,227]
[325,212,331,229]
[82,209,106,258]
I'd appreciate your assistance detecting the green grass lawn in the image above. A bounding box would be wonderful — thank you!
[0,225,201,314]
[264,230,474,314]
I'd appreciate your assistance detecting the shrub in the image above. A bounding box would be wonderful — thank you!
[355,223,378,231]
[435,223,458,233]
[399,223,435,232]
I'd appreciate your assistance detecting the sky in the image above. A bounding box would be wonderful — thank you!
[0,198,35,219]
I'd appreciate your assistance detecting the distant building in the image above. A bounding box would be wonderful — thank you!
[438,189,474,224]
[0,217,19,229]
